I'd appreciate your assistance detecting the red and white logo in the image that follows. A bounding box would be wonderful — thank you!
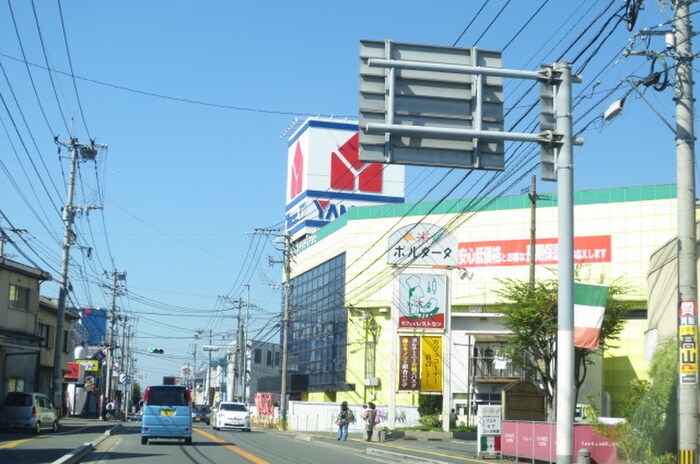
[330,132,382,192]
[289,142,304,199]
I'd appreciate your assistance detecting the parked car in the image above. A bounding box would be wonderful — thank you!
[191,404,210,425]
[0,392,59,434]
[213,402,251,431]
[140,385,192,445]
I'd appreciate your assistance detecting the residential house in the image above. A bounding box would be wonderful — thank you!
[0,257,51,402]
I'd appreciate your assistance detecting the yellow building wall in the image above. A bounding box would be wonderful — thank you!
[604,318,649,416]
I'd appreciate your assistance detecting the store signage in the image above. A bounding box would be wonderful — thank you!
[388,223,456,266]
[420,336,443,392]
[285,118,405,241]
[76,358,99,372]
[398,273,447,329]
[457,235,611,268]
[398,336,420,390]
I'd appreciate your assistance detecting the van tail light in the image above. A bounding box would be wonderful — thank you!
[143,386,151,404]
[186,388,192,405]
[31,406,36,416]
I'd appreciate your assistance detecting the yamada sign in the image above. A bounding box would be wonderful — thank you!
[457,235,611,268]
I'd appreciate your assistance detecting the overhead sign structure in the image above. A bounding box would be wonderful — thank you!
[359,40,504,170]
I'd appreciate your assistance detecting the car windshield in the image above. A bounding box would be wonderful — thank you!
[147,387,188,406]
[220,403,246,412]
[5,393,31,406]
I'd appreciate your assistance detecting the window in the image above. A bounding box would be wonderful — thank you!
[254,348,262,364]
[39,324,51,348]
[266,350,273,366]
[9,284,30,311]
[274,351,280,366]
[63,330,70,353]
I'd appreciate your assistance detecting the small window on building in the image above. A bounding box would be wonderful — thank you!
[39,324,51,348]
[274,351,280,366]
[9,284,30,311]
[267,350,273,366]
[254,348,262,364]
[63,330,70,353]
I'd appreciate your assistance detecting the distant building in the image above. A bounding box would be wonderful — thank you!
[37,296,79,400]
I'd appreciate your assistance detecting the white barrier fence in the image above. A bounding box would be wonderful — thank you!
[285,401,420,432]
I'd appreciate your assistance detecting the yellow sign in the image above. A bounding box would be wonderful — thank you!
[76,359,99,372]
[420,336,442,392]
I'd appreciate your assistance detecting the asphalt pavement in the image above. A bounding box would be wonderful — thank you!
[54,418,516,464]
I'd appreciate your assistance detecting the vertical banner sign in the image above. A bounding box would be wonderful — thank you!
[420,336,443,392]
[398,274,447,329]
[398,336,420,390]
[679,300,698,384]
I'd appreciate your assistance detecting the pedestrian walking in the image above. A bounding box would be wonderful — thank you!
[361,402,377,441]
[335,401,353,441]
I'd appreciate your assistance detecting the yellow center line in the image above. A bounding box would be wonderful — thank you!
[194,428,270,464]
[0,438,31,449]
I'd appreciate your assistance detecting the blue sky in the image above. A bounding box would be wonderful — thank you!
[0,1,688,383]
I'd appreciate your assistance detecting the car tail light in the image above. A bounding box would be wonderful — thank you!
[143,386,151,404]
[31,406,36,416]
[186,388,192,405]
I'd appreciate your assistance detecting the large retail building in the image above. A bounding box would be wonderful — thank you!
[282,117,678,423]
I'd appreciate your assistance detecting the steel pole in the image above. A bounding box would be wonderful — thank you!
[280,234,291,430]
[554,62,575,464]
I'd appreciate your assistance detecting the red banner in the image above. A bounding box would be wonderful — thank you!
[398,336,420,390]
[457,235,611,268]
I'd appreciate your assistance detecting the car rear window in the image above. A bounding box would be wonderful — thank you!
[147,387,188,406]
[5,393,31,406]
[220,403,247,412]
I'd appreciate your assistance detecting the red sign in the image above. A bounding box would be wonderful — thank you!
[398,336,420,390]
[63,363,85,383]
[457,235,611,268]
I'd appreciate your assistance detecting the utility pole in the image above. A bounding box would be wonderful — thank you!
[52,137,106,412]
[242,283,251,404]
[673,2,697,462]
[279,233,292,430]
[202,330,219,407]
[528,174,537,290]
[104,269,126,419]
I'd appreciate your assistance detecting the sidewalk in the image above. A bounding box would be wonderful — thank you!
[296,430,513,464]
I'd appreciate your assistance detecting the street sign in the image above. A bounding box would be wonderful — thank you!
[359,40,504,170]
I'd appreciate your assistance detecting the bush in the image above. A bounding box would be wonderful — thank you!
[417,394,442,416]
[418,414,441,429]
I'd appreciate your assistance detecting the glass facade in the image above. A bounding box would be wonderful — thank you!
[288,253,347,391]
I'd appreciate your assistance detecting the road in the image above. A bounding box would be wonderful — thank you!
[80,422,497,464]
[0,418,508,464]
[0,418,113,464]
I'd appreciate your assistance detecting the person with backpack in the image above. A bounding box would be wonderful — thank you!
[335,401,353,441]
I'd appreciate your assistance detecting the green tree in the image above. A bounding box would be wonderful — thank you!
[132,381,142,409]
[592,338,676,463]
[493,275,630,419]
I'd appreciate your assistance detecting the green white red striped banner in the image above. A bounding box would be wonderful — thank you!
[574,282,609,349]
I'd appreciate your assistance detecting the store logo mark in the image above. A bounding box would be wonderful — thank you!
[290,142,304,199]
[330,132,382,192]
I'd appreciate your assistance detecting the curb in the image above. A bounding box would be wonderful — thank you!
[51,424,120,464]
